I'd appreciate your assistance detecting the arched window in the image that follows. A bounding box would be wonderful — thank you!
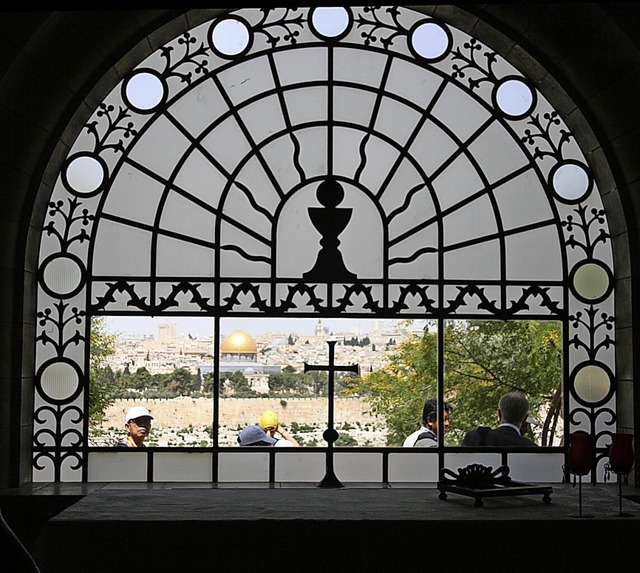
[34,7,615,483]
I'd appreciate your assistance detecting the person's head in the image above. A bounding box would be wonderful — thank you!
[124,406,154,446]
[498,392,530,426]
[259,410,279,436]
[238,425,277,447]
[421,398,452,434]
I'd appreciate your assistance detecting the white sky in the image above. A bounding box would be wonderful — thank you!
[105,316,414,338]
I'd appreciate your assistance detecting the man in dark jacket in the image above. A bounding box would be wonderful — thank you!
[461,391,537,447]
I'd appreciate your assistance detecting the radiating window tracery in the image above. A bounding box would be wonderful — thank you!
[34,6,615,483]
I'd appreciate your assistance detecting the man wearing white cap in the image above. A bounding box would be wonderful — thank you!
[117,406,154,448]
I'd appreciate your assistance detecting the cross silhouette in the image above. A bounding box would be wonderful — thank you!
[304,339,359,487]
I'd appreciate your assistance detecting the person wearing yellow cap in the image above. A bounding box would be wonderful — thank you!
[259,410,300,447]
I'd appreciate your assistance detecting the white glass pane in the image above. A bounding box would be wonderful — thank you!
[553,162,590,201]
[170,81,227,137]
[219,232,271,278]
[88,452,148,481]
[218,452,270,482]
[92,221,151,276]
[274,452,325,482]
[443,196,497,246]
[444,240,501,280]
[283,86,328,126]
[389,229,439,280]
[125,71,165,111]
[173,149,227,208]
[375,97,424,148]
[211,17,250,56]
[238,94,287,146]
[493,170,554,231]
[573,262,610,301]
[574,365,611,403]
[334,47,387,87]
[218,56,276,106]
[508,453,565,482]
[495,78,534,117]
[431,83,492,141]
[506,228,563,281]
[156,236,214,277]
[128,116,192,180]
[380,159,434,217]
[334,452,383,482]
[411,20,450,60]
[432,153,484,212]
[468,121,529,184]
[311,7,350,38]
[160,194,216,244]
[274,47,328,86]
[65,155,105,194]
[388,453,440,482]
[154,453,213,481]
[408,121,458,177]
[33,463,55,483]
[41,256,83,297]
[40,362,79,401]
[201,116,252,174]
[103,165,164,225]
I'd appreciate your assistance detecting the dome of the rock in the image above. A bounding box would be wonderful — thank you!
[221,329,257,354]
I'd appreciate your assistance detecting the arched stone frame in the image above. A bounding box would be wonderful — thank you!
[31,6,620,482]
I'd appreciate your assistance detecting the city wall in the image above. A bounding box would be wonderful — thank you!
[104,396,379,430]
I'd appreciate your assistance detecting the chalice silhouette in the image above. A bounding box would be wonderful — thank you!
[303,178,357,282]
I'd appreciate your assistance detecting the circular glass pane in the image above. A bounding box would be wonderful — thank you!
[40,361,80,402]
[125,71,165,111]
[65,155,104,195]
[411,21,450,60]
[41,255,83,297]
[311,7,350,38]
[573,262,610,302]
[495,78,534,117]
[574,364,611,403]
[211,18,250,55]
[552,162,590,202]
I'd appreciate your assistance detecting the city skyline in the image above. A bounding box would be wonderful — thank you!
[105,316,417,338]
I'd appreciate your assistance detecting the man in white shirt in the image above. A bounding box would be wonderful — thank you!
[402,398,451,447]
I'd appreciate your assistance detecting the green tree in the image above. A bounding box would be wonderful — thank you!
[132,366,154,390]
[158,367,199,394]
[222,370,257,397]
[444,320,562,446]
[89,316,117,426]
[351,319,562,447]
[202,371,214,394]
[268,365,311,395]
[345,324,439,446]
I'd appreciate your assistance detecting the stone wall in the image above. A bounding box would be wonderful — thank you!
[103,396,379,430]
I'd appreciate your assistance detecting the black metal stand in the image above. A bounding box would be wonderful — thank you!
[437,464,553,508]
[568,474,594,518]
[616,474,635,517]
[317,431,343,488]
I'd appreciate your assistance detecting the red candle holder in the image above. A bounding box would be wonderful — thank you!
[607,432,635,517]
[567,430,595,518]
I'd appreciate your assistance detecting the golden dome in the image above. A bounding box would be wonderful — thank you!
[221,329,257,353]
